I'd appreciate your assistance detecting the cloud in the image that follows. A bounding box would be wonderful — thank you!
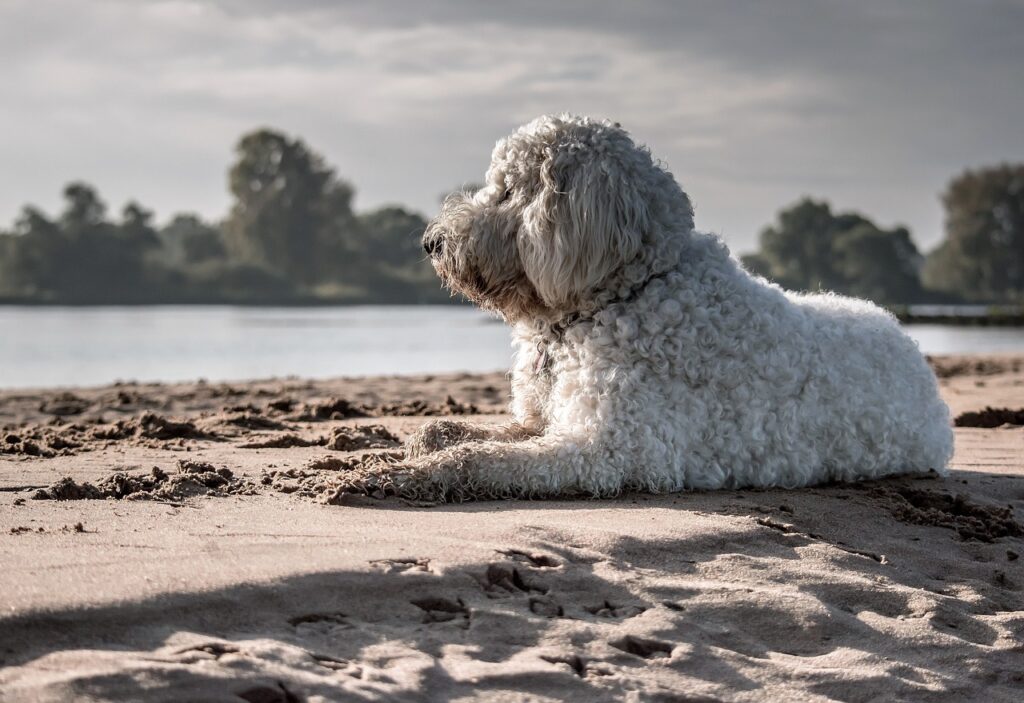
[0,0,1021,251]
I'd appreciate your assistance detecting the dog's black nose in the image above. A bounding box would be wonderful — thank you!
[423,236,443,256]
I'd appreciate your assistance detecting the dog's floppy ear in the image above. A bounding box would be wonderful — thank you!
[519,145,648,310]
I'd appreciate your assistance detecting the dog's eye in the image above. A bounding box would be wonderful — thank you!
[497,187,513,204]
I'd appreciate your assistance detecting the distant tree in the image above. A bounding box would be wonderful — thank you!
[182,260,297,303]
[0,184,166,302]
[922,164,1024,302]
[5,206,64,298]
[13,206,60,240]
[744,198,925,304]
[160,213,226,265]
[358,206,429,270]
[832,224,923,303]
[0,129,472,305]
[60,182,107,232]
[749,199,865,291]
[0,233,13,296]
[347,205,449,302]
[119,202,160,247]
[738,251,771,279]
[63,190,162,301]
[223,129,358,286]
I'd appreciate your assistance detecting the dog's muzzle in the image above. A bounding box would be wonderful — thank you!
[422,224,446,257]
[423,235,443,257]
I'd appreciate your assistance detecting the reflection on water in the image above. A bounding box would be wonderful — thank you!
[1,306,1022,389]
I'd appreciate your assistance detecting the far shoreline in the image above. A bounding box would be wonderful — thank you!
[1,300,1023,326]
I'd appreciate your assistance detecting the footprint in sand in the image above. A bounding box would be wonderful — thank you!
[585,600,647,619]
[369,557,431,573]
[474,563,548,597]
[287,612,349,628]
[236,681,301,703]
[927,603,999,645]
[529,596,565,618]
[498,549,561,568]
[410,596,469,625]
[540,652,586,677]
[608,635,674,659]
[172,642,240,662]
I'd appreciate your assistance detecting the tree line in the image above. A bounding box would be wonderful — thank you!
[742,164,1024,305]
[0,129,444,304]
[0,128,1020,306]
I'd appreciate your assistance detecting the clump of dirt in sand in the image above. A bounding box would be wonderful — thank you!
[265,398,298,414]
[101,389,157,409]
[289,398,371,422]
[927,356,1022,379]
[237,424,400,450]
[1,416,177,458]
[2,432,57,458]
[872,485,1022,542]
[211,411,289,432]
[325,425,401,451]
[239,434,326,449]
[39,392,91,417]
[33,476,105,500]
[262,451,402,498]
[375,395,483,417]
[1,423,91,458]
[954,407,1024,428]
[285,395,492,421]
[32,460,254,501]
[91,413,214,442]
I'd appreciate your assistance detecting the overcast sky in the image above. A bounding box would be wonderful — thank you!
[2,0,1022,253]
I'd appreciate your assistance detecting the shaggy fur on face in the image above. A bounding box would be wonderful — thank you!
[338,114,954,502]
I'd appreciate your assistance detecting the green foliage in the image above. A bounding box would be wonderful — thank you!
[4,207,63,298]
[358,206,429,270]
[223,129,357,286]
[746,198,926,304]
[346,206,449,303]
[0,233,19,296]
[922,164,1024,303]
[832,224,924,304]
[160,214,226,266]
[0,129,448,304]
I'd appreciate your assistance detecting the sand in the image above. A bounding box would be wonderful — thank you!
[1,357,1022,702]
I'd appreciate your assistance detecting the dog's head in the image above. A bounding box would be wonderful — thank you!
[424,114,693,321]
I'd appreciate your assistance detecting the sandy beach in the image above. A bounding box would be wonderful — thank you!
[1,356,1022,702]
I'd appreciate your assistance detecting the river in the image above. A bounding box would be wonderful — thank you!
[1,306,1021,389]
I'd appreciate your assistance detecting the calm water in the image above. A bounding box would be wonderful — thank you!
[1,306,1022,389]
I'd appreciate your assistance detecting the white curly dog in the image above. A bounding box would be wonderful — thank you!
[338,114,953,501]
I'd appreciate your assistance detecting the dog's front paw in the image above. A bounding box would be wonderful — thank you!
[405,419,478,459]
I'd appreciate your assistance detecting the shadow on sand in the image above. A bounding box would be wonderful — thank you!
[2,470,1023,702]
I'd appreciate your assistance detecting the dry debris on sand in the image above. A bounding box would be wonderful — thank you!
[954,406,1024,428]
[32,460,255,502]
[92,412,215,441]
[261,451,402,498]
[868,482,1022,541]
[324,424,400,451]
[927,354,1022,379]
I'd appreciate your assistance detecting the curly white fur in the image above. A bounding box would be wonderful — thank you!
[338,114,953,502]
